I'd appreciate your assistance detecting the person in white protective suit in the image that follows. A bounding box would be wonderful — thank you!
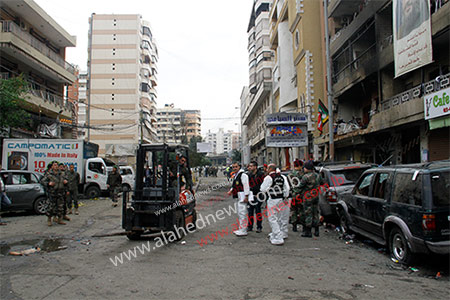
[260,164,290,245]
[227,162,252,236]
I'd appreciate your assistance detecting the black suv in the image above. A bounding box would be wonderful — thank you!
[337,160,450,264]
[316,162,375,223]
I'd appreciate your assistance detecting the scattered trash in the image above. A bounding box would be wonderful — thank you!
[318,278,322,280]
[57,246,68,250]
[9,247,41,256]
[410,267,419,272]
[345,240,353,244]
[377,248,386,253]
[78,202,86,207]
[81,240,91,245]
[364,284,375,288]
[391,258,399,263]
[181,241,186,245]
[288,276,294,280]
[435,272,442,280]
[335,227,341,232]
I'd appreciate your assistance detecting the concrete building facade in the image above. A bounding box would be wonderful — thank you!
[269,0,326,165]
[0,0,76,139]
[87,14,158,163]
[77,71,87,139]
[325,0,449,164]
[241,0,276,166]
[156,105,201,144]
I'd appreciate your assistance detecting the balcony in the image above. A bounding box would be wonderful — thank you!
[332,43,377,96]
[0,21,76,82]
[367,73,450,133]
[329,0,386,56]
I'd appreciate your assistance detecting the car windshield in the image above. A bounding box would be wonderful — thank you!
[431,171,450,207]
[330,167,371,186]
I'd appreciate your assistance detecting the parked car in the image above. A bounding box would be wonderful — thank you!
[316,162,375,223]
[337,160,450,264]
[119,165,135,192]
[0,170,48,214]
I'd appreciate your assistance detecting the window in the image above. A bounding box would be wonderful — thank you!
[372,173,389,200]
[295,30,300,49]
[431,171,450,207]
[88,162,105,174]
[392,173,422,206]
[355,173,374,196]
[11,173,37,184]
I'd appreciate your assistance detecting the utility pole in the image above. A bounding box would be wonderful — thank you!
[140,110,143,145]
[323,0,334,161]
[87,13,94,142]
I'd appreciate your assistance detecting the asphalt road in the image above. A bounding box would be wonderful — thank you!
[0,175,448,300]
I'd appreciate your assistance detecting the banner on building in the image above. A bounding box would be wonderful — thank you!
[196,142,212,153]
[393,0,433,78]
[317,99,329,133]
[424,87,450,120]
[265,113,308,147]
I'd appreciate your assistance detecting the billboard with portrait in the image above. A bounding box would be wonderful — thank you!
[393,0,433,77]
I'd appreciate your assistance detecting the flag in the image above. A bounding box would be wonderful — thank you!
[317,99,329,133]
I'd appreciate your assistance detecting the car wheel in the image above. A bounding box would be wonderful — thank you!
[86,186,100,199]
[174,210,185,240]
[337,208,350,234]
[389,227,414,265]
[126,231,142,240]
[34,197,48,215]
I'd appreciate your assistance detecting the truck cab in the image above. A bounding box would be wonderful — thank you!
[84,157,116,198]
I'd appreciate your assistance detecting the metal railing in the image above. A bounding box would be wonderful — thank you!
[380,73,450,111]
[1,21,75,75]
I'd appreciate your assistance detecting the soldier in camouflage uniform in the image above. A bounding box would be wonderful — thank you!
[59,163,71,221]
[298,160,324,237]
[178,156,193,192]
[67,164,80,215]
[40,161,68,226]
[107,166,122,207]
[289,159,304,232]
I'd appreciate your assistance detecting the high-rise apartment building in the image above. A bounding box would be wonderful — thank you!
[156,104,183,144]
[156,105,202,143]
[204,128,238,155]
[0,0,76,139]
[241,0,275,165]
[77,71,88,139]
[88,14,158,163]
[182,110,202,141]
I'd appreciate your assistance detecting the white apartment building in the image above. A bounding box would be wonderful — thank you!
[241,0,275,165]
[156,104,182,144]
[87,14,158,163]
[77,71,87,139]
[204,128,240,155]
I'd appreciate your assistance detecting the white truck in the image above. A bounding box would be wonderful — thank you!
[1,139,116,198]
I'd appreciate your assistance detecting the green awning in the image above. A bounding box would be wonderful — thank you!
[429,116,450,130]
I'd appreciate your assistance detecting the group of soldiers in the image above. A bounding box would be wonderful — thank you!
[198,166,219,178]
[40,161,80,226]
[229,159,324,245]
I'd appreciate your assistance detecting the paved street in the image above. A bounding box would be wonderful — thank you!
[0,175,448,300]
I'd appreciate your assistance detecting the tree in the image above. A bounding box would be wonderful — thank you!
[0,76,30,129]
[231,149,241,163]
[187,136,210,167]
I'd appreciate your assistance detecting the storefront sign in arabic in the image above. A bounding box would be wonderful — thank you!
[265,113,308,147]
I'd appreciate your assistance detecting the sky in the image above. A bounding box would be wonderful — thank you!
[34,0,254,135]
